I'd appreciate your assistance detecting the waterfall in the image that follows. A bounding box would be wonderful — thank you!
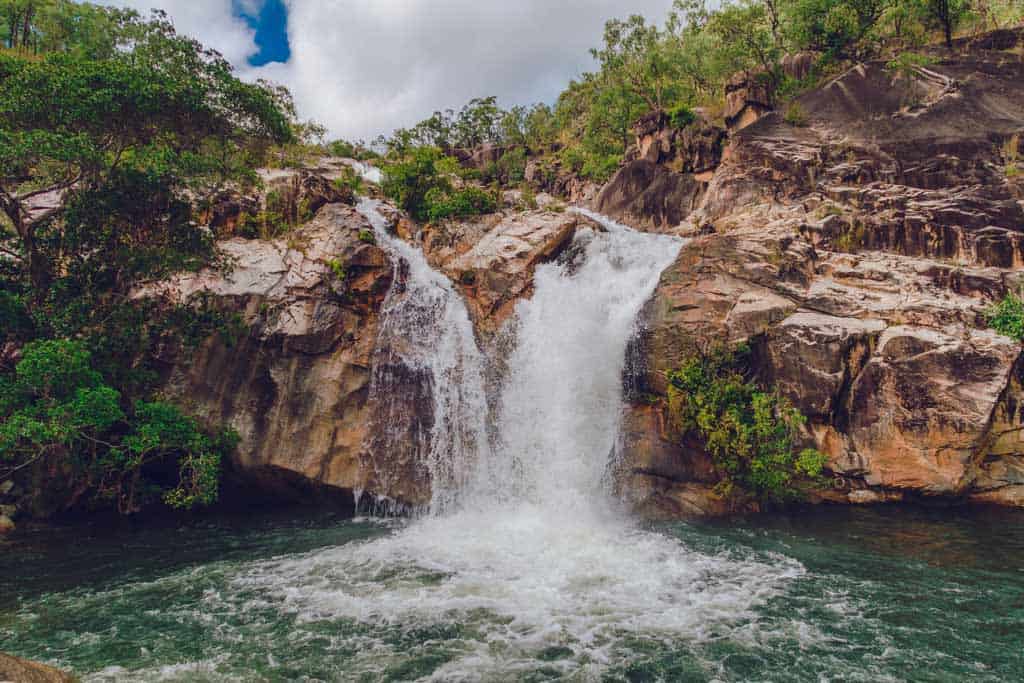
[359,198,491,515]
[233,203,800,679]
[351,160,383,184]
[358,200,683,515]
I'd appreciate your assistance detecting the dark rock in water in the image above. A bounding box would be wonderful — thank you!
[0,652,75,682]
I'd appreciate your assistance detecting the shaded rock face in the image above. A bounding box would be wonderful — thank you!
[145,203,403,506]
[596,114,726,232]
[616,32,1024,514]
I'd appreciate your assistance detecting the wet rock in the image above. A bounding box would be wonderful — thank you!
[423,210,602,334]
[0,515,13,535]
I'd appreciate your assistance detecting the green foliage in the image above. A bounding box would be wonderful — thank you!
[783,0,889,57]
[985,292,1024,341]
[667,103,697,129]
[358,229,376,244]
[424,186,498,222]
[327,138,379,161]
[885,50,936,75]
[496,147,528,184]
[1004,134,1020,178]
[784,102,810,126]
[0,340,235,513]
[381,146,449,220]
[0,2,292,518]
[666,345,828,502]
[334,166,365,195]
[326,258,346,281]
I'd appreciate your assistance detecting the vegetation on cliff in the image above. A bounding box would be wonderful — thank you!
[352,0,1022,215]
[667,345,828,502]
[0,2,295,516]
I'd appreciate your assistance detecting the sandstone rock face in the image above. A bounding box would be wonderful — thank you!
[0,653,75,683]
[420,209,603,335]
[143,203,402,505]
[617,32,1024,514]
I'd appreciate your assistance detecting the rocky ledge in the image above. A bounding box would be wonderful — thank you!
[615,30,1024,516]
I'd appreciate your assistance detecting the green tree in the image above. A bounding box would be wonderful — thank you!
[0,340,236,514]
[919,0,972,46]
[0,9,292,295]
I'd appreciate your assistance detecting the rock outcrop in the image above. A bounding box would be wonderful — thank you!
[0,653,75,683]
[419,209,603,334]
[595,112,726,232]
[617,30,1024,515]
[142,203,400,506]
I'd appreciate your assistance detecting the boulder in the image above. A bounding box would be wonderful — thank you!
[422,210,601,334]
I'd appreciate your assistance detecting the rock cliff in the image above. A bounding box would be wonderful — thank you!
[616,30,1024,516]
[145,31,1024,517]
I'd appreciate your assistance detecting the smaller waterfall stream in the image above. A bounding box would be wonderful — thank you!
[360,198,491,514]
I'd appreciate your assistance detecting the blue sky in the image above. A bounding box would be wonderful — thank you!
[232,0,290,66]
[112,0,676,140]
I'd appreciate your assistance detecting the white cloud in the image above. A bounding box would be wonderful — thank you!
[105,0,259,66]
[108,0,677,141]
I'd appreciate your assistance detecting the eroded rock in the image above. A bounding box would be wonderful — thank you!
[616,32,1024,514]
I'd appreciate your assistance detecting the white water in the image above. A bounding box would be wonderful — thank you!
[360,198,491,514]
[230,203,806,678]
[352,160,383,184]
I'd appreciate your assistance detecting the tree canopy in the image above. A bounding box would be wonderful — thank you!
[0,1,297,516]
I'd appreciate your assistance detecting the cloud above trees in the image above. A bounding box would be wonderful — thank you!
[110,0,675,141]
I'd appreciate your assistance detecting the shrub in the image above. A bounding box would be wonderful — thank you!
[425,186,498,222]
[334,166,365,195]
[358,229,377,244]
[1004,134,1020,179]
[986,292,1024,341]
[667,103,697,129]
[885,51,936,77]
[381,146,450,221]
[0,340,235,513]
[784,102,809,127]
[666,345,828,502]
[497,147,528,184]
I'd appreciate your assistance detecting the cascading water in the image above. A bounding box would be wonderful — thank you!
[221,203,805,678]
[359,198,491,514]
[351,160,383,184]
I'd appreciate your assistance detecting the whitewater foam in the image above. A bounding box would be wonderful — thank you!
[287,203,808,677]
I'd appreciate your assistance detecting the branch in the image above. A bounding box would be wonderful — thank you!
[15,172,82,202]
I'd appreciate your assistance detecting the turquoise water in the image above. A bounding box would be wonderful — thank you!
[1,505,1023,682]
